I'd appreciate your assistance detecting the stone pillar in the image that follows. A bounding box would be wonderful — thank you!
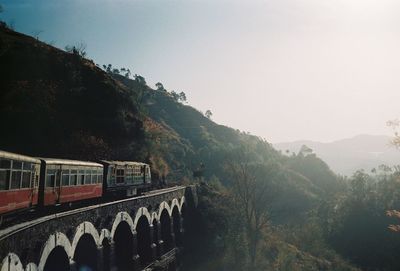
[69,260,78,271]
[132,230,141,271]
[155,221,164,258]
[180,216,185,245]
[170,219,176,249]
[175,215,184,247]
[97,245,104,271]
[158,239,165,258]
[109,241,118,271]
[149,224,157,261]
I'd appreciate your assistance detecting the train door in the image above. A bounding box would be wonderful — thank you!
[54,166,62,204]
[30,163,40,204]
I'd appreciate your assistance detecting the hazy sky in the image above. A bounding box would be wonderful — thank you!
[2,0,400,143]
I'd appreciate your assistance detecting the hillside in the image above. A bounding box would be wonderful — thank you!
[0,24,342,214]
[0,25,145,161]
[275,134,400,176]
[0,26,356,270]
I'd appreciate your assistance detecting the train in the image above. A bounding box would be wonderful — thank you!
[0,150,153,224]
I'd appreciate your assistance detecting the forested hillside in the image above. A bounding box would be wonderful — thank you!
[1,25,399,270]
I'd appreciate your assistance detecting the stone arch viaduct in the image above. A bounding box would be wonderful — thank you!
[0,186,197,271]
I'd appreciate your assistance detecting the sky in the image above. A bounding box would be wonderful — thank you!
[2,0,400,143]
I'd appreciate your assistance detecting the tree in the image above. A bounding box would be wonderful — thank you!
[103,64,112,73]
[65,42,87,58]
[169,90,187,103]
[155,82,166,91]
[225,147,279,269]
[178,91,187,103]
[120,67,131,78]
[205,110,212,119]
[170,91,180,101]
[298,144,313,156]
[134,74,146,85]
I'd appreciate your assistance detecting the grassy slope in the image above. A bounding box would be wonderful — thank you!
[0,25,145,160]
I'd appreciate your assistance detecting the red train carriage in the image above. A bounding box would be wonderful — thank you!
[0,150,41,218]
[38,158,103,207]
[100,160,151,197]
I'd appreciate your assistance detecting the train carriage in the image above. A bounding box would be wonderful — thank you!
[38,158,103,206]
[100,160,151,197]
[0,150,41,218]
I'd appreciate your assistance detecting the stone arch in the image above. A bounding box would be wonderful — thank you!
[170,199,180,214]
[151,215,160,246]
[133,207,151,230]
[38,232,72,271]
[73,233,98,271]
[136,215,152,266]
[111,211,134,239]
[71,221,100,254]
[99,229,112,271]
[160,208,173,252]
[157,201,172,221]
[151,212,158,224]
[99,229,112,245]
[113,220,135,271]
[172,205,182,247]
[1,253,24,271]
[24,263,38,271]
[151,211,160,258]
[179,196,186,212]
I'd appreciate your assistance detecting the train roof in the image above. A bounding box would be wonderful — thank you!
[0,150,41,163]
[100,160,149,167]
[39,158,103,167]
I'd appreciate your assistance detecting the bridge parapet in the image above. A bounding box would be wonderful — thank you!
[0,185,196,271]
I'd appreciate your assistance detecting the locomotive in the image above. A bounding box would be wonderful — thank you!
[0,150,152,224]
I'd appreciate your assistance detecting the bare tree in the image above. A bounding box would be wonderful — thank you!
[65,42,87,58]
[32,30,43,40]
[225,147,279,270]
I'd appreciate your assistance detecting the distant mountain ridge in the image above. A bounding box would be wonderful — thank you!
[274,134,400,176]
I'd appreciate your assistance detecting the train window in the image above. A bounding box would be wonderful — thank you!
[125,168,133,184]
[116,169,125,183]
[46,170,56,187]
[97,169,103,183]
[70,170,78,186]
[10,171,22,189]
[12,161,22,169]
[0,170,10,190]
[79,171,85,185]
[21,171,31,188]
[126,175,133,184]
[89,170,95,184]
[23,162,32,170]
[62,172,70,186]
[0,159,11,169]
[85,171,91,184]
